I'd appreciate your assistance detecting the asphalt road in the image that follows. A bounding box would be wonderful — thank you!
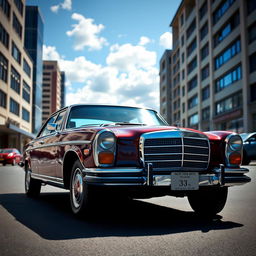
[0,164,255,256]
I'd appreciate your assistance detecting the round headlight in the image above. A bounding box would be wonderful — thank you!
[98,131,116,150]
[228,135,242,151]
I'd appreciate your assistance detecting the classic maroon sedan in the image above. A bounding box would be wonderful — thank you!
[21,104,251,216]
[0,148,22,166]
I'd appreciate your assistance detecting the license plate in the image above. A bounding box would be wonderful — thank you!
[171,172,199,190]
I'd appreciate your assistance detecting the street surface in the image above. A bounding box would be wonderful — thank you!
[0,163,255,256]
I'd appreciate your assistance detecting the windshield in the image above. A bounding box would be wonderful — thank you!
[66,105,167,128]
[2,149,14,153]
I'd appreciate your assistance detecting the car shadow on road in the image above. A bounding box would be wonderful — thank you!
[0,192,243,240]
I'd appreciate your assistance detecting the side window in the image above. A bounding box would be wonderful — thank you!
[55,110,67,131]
[38,114,58,137]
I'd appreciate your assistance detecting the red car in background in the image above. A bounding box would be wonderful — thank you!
[0,148,22,166]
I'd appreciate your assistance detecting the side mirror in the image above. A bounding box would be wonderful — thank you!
[47,123,58,132]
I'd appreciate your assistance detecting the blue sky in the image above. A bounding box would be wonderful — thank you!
[27,0,181,110]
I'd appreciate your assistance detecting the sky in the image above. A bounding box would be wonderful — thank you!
[26,0,182,111]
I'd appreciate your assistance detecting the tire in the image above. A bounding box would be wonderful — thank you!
[187,187,228,217]
[25,170,41,197]
[70,160,93,216]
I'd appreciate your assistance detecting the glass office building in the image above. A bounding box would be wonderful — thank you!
[25,6,44,134]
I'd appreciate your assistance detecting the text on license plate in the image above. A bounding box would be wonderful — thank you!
[171,172,199,190]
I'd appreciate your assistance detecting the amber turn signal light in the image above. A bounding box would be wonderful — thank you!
[229,152,241,165]
[98,152,114,164]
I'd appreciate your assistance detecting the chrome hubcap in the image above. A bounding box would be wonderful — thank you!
[25,171,31,191]
[72,168,84,208]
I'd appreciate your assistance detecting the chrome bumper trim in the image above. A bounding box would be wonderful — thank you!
[83,166,250,187]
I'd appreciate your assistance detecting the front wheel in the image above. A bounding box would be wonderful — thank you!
[187,187,228,217]
[70,160,93,216]
[25,170,41,197]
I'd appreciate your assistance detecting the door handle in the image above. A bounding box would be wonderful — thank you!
[39,141,45,145]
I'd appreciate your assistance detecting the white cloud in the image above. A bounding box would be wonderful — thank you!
[159,32,173,49]
[66,13,108,51]
[50,0,72,13]
[139,36,151,46]
[43,41,160,110]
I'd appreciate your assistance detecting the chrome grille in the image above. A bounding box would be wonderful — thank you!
[140,130,210,171]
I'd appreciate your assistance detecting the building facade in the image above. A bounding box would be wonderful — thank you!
[60,71,66,108]
[25,5,44,134]
[42,60,62,123]
[159,50,173,125]
[0,0,34,152]
[161,0,256,132]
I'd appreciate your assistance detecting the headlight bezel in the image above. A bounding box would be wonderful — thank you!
[225,134,243,167]
[93,130,116,167]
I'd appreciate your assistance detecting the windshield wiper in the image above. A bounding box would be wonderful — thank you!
[100,122,146,127]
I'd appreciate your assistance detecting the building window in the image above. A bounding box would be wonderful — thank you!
[12,42,21,64]
[248,22,256,44]
[10,66,21,94]
[213,0,236,25]
[0,89,7,108]
[249,52,256,73]
[14,0,23,16]
[188,75,197,92]
[251,83,256,102]
[23,58,31,77]
[12,12,22,38]
[188,94,198,109]
[187,38,197,57]
[43,65,54,70]
[201,43,209,60]
[22,80,30,103]
[213,12,240,47]
[0,52,8,83]
[186,18,196,40]
[182,69,185,80]
[0,0,10,19]
[247,0,256,14]
[188,113,199,126]
[201,65,209,81]
[202,85,210,101]
[200,22,208,40]
[215,65,242,92]
[182,102,185,113]
[10,98,20,116]
[43,83,50,87]
[187,57,197,75]
[43,77,50,81]
[0,23,9,49]
[22,107,30,122]
[161,60,165,70]
[181,35,184,46]
[182,86,185,96]
[202,106,210,121]
[180,13,184,26]
[182,52,184,63]
[215,39,241,70]
[199,1,207,20]
[215,91,242,115]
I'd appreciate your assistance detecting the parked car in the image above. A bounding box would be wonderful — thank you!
[0,148,22,166]
[240,132,256,165]
[21,105,251,217]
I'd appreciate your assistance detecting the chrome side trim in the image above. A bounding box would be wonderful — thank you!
[84,167,144,174]
[26,140,91,151]
[31,173,64,185]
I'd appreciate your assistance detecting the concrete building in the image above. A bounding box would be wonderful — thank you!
[60,71,66,108]
[0,0,34,151]
[161,0,256,132]
[159,50,173,125]
[24,5,44,134]
[42,60,62,123]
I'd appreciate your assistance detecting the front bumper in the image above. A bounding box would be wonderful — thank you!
[83,165,251,187]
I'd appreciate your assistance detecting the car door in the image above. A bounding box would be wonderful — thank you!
[33,113,59,178]
[246,134,256,159]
